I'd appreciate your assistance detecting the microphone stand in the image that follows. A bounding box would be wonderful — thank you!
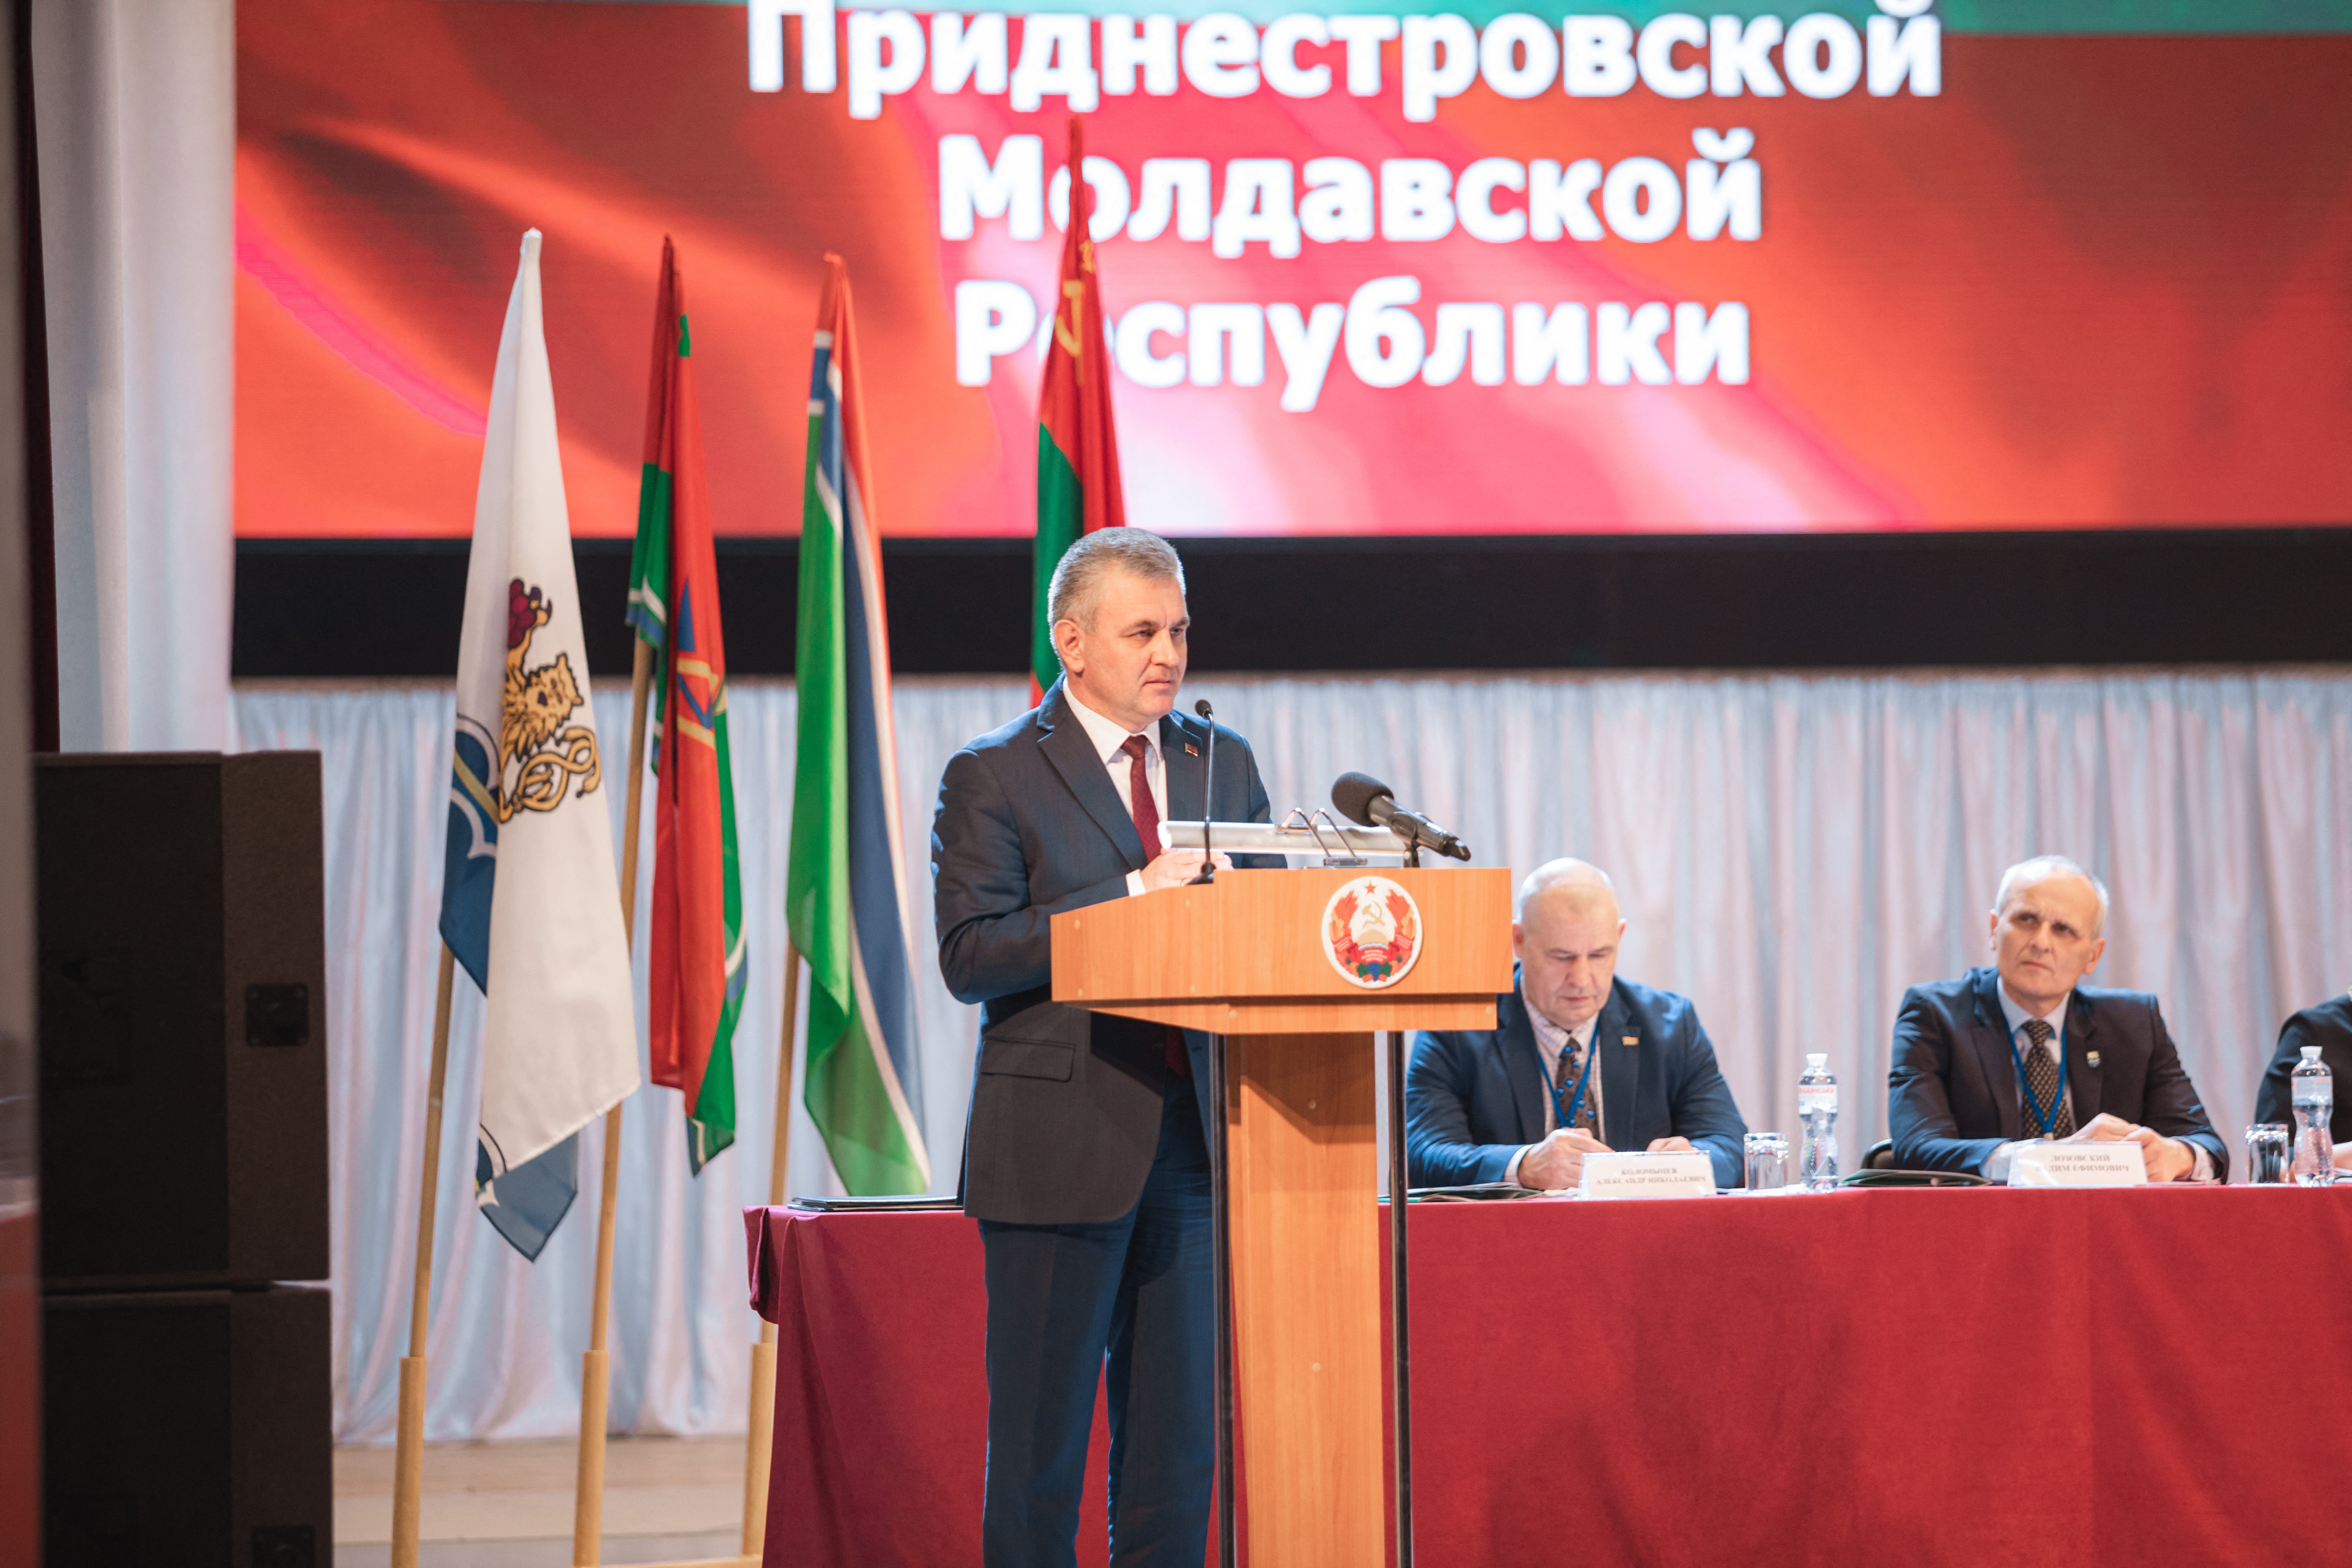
[1189,696,1233,1567]
[1188,699,1218,885]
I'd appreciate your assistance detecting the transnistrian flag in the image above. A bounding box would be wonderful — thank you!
[440,230,641,1260]
[1030,115,1128,699]
[626,238,745,1176]
[788,254,930,1195]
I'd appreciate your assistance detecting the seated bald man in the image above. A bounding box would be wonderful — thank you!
[1888,854,2228,1182]
[1405,859,1749,1191]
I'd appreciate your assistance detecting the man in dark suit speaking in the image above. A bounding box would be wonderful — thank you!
[1406,859,1749,1190]
[931,527,1271,1567]
[1888,854,2227,1182]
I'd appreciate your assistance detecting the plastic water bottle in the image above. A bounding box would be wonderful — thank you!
[2291,1045,2335,1187]
[1798,1053,1839,1191]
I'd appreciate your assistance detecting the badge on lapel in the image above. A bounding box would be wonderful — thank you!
[1621,1035,1639,1047]
[2086,1050,2101,1068]
[1184,743,1199,756]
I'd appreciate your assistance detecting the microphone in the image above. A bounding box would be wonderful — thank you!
[1188,699,1218,884]
[1331,771,1472,862]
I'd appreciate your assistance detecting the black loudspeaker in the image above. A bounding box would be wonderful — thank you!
[34,752,329,1290]
[43,1285,332,1568]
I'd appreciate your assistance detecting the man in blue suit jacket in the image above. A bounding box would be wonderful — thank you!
[1888,855,2226,1182]
[932,528,1272,1568]
[1408,859,1748,1191]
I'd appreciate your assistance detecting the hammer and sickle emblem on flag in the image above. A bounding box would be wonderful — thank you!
[1054,278,1087,368]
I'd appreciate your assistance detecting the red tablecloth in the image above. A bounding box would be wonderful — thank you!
[745,1188,2352,1565]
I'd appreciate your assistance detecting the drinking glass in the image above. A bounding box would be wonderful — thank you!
[2243,1123,2292,1185]
[1744,1132,1790,1191]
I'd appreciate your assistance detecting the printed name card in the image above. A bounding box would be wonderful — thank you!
[2009,1142,2147,1187]
[1578,1152,1715,1200]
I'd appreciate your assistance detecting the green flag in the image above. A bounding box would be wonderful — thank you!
[788,255,930,1195]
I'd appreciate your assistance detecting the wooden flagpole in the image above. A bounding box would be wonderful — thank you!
[614,679,779,1568]
[739,943,801,1559]
[574,639,657,1567]
[390,942,458,1568]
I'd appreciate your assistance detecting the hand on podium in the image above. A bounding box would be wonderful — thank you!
[1141,849,1233,890]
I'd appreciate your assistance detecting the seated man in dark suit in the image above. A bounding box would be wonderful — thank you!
[1406,859,1748,1190]
[1888,854,2227,1182]
[2254,989,2352,1176]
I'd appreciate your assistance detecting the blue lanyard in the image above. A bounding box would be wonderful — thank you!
[2008,1026,2070,1139]
[1542,1037,1596,1135]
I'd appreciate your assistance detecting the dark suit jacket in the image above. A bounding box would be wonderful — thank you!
[1887,966,2228,1178]
[932,678,1272,1225]
[2254,991,2352,1141]
[1406,974,1749,1190]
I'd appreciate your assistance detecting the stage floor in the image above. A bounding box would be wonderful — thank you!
[333,1435,746,1567]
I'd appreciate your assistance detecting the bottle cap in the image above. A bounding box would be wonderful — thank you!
[2303,1045,2325,1063]
[1805,1052,1827,1069]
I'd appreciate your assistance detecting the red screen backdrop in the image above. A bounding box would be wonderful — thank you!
[236,1,2352,537]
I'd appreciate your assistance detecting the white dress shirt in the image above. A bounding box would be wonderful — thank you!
[1502,1005,1606,1188]
[1982,986,2214,1184]
[1062,688,1167,898]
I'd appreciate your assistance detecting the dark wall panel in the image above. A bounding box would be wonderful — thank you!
[235,531,2352,680]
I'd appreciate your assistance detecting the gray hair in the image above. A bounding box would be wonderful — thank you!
[1516,858,1618,920]
[1046,528,1186,642]
[1994,854,2110,935]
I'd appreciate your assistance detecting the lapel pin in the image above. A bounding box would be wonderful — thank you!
[2086,1050,2101,1068]
[1184,743,1199,756]
[1621,1035,1639,1047]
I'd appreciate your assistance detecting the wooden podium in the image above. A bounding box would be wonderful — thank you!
[1053,866,1513,1566]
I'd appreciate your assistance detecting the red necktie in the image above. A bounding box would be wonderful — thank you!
[1119,734,1190,1080]
[1119,734,1160,862]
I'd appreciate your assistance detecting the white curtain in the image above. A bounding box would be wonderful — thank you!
[233,668,2352,1442]
[35,0,235,750]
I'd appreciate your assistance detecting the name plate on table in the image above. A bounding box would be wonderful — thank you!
[1578,1152,1715,1200]
[2010,1142,2147,1187]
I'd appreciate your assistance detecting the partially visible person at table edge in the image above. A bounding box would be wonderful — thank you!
[1405,858,1748,1192]
[1888,854,2227,1183]
[2254,988,2352,1173]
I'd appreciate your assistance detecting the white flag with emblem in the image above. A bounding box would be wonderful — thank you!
[439,229,639,1258]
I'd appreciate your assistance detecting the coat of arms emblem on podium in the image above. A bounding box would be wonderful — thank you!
[1321,875,1423,988]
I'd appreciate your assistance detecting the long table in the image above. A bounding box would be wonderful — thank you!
[744,1187,2352,1564]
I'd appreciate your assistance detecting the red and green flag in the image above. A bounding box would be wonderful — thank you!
[1030,115,1127,699]
[627,237,744,1174]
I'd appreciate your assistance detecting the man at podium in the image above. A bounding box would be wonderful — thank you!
[931,528,1272,1567]
[1405,859,1749,1190]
